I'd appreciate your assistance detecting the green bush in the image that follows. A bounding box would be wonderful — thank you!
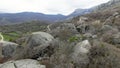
[68,36,79,42]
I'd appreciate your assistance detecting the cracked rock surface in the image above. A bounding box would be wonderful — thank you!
[0,59,46,68]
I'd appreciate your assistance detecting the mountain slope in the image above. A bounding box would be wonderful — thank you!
[94,0,120,11]
[68,9,93,17]
[76,0,120,22]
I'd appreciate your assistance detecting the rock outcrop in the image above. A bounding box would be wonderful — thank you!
[0,59,46,68]
[27,32,54,48]
[0,41,18,58]
[72,40,91,67]
[13,32,55,60]
[1,1,120,68]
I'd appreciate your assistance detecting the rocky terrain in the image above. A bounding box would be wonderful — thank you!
[0,0,120,68]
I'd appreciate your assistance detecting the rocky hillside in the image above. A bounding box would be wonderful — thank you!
[94,0,120,11]
[68,8,93,17]
[0,0,120,68]
[0,11,120,68]
[72,0,120,23]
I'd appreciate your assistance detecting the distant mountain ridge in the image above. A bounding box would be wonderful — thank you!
[0,12,67,25]
[0,0,117,25]
[0,11,93,25]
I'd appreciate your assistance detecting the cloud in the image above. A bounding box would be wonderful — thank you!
[0,0,110,15]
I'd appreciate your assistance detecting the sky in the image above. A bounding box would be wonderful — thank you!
[0,0,110,15]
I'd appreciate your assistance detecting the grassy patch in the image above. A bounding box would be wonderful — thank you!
[2,32,21,41]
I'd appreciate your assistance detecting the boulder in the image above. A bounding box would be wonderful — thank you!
[101,25,117,31]
[72,40,91,67]
[114,15,120,26]
[0,41,18,58]
[83,33,92,38]
[76,24,95,34]
[13,32,54,59]
[0,59,46,68]
[100,25,119,34]
[27,32,54,48]
[56,23,77,33]
[104,16,115,25]
[100,25,120,45]
[83,33,98,39]
[76,17,89,26]
[104,12,120,26]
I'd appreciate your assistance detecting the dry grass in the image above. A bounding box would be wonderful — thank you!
[88,41,120,68]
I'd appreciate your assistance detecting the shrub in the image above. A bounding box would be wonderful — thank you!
[68,36,79,42]
[40,41,75,68]
[88,42,120,68]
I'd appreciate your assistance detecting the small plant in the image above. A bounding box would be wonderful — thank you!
[68,36,79,42]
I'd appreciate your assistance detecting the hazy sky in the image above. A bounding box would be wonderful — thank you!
[0,0,110,15]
